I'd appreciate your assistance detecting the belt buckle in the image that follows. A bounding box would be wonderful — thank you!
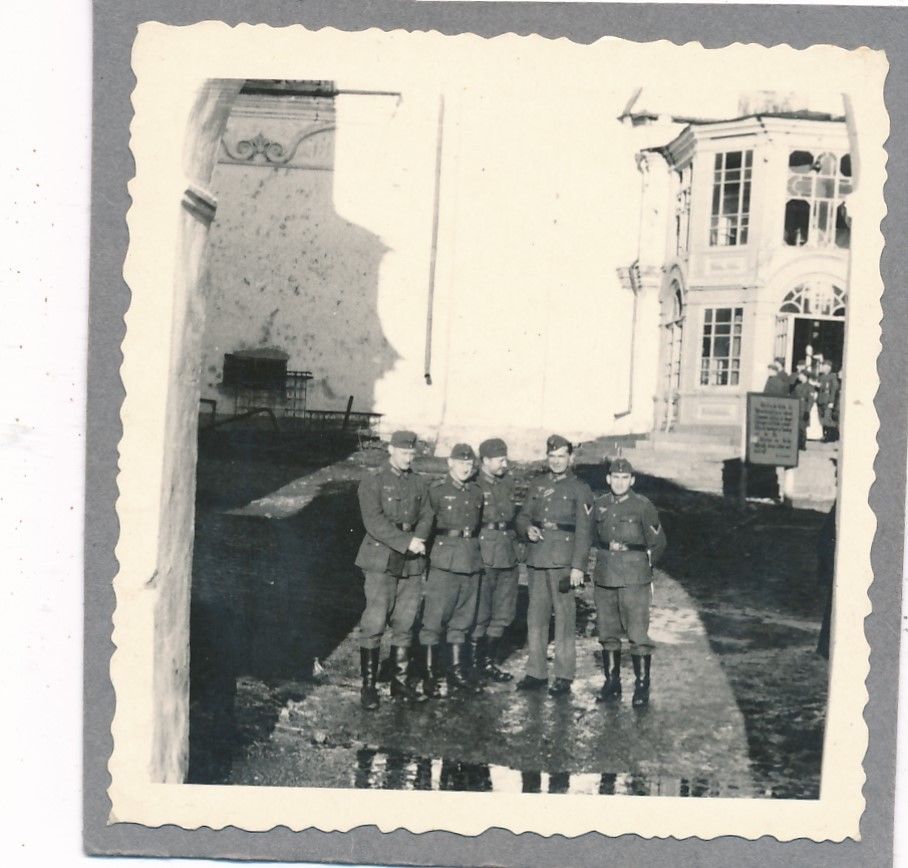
[462,528,470,538]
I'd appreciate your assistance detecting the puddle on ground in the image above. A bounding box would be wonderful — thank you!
[352,746,752,797]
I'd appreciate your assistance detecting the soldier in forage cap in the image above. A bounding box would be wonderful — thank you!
[354,430,433,710]
[514,434,594,697]
[419,443,485,698]
[592,455,666,708]
[468,437,520,684]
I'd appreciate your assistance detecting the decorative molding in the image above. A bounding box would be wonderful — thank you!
[219,125,336,167]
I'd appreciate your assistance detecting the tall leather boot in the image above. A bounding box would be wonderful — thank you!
[596,649,622,703]
[360,647,380,711]
[631,654,651,708]
[481,636,513,683]
[390,645,427,703]
[468,637,488,686]
[448,643,484,695]
[422,644,445,699]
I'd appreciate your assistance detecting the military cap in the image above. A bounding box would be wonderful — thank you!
[390,430,418,448]
[768,360,782,372]
[546,434,572,453]
[449,443,476,461]
[609,457,635,475]
[479,437,508,459]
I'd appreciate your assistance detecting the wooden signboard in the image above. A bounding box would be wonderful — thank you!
[746,392,800,468]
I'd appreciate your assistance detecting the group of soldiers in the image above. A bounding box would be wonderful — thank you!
[354,430,667,712]
[764,354,841,446]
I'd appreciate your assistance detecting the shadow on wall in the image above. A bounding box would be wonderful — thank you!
[199,85,397,416]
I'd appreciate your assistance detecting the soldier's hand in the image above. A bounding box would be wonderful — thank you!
[407,537,426,555]
[609,541,628,552]
[527,525,544,542]
[570,568,585,588]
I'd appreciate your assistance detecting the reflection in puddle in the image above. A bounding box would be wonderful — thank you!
[353,747,742,796]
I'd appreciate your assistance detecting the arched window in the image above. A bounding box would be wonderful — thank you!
[779,281,847,317]
[783,150,852,248]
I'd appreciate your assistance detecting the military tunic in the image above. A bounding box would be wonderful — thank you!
[419,475,484,646]
[354,462,433,650]
[592,490,666,655]
[816,371,839,430]
[471,470,519,641]
[515,470,594,680]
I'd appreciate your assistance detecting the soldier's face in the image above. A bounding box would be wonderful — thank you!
[483,456,508,477]
[448,457,475,482]
[607,472,634,496]
[388,445,416,471]
[547,446,571,475]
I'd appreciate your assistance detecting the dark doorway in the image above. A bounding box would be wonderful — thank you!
[791,317,844,369]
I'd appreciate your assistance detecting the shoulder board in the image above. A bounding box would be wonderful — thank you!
[430,478,446,488]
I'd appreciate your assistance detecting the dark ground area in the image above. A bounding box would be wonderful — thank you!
[188,429,829,797]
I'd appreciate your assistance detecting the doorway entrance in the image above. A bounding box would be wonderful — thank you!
[774,279,846,371]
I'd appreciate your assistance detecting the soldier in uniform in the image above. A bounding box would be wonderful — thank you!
[816,359,840,442]
[469,437,519,683]
[420,443,485,697]
[592,456,667,707]
[514,434,594,696]
[354,430,433,710]
[763,360,790,396]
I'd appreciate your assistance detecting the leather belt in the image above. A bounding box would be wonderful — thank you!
[483,521,514,531]
[437,527,478,538]
[600,543,648,553]
[540,522,576,532]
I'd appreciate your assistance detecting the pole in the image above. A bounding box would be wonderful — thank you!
[342,395,354,431]
[424,95,445,386]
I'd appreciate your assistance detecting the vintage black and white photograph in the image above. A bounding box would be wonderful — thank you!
[109,23,887,840]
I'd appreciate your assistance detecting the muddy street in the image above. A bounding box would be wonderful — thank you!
[188,430,829,798]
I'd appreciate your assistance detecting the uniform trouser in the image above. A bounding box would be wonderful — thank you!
[526,567,576,680]
[594,583,655,655]
[419,567,480,646]
[357,571,422,650]
[470,566,519,640]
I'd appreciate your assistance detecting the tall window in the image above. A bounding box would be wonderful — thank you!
[700,307,743,386]
[710,151,752,247]
[784,151,852,248]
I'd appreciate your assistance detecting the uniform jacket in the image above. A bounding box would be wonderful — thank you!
[515,470,594,571]
[428,476,484,574]
[792,380,815,417]
[593,490,667,587]
[354,462,433,576]
[477,470,518,569]
[763,373,790,396]
[816,372,839,407]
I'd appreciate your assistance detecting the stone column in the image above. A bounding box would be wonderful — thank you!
[150,80,242,782]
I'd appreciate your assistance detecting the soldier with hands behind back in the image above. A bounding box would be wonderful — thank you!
[469,438,520,683]
[592,456,667,708]
[515,435,594,697]
[354,430,433,710]
[419,443,486,698]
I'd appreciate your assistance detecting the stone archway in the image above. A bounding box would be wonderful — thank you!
[774,278,847,372]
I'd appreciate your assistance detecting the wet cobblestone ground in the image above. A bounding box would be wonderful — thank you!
[188,430,828,798]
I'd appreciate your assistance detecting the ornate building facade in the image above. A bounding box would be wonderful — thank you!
[626,105,851,434]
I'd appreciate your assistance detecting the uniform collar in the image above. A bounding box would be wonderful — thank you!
[448,474,467,490]
[481,469,500,485]
[550,469,573,482]
[387,462,408,477]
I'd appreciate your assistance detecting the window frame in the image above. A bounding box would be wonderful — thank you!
[708,150,753,248]
[698,306,744,388]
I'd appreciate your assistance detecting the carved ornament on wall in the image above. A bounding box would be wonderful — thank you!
[219,125,336,166]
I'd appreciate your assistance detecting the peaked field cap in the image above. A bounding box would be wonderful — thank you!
[609,457,635,475]
[450,443,476,461]
[546,434,572,453]
[390,430,418,448]
[479,438,508,458]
